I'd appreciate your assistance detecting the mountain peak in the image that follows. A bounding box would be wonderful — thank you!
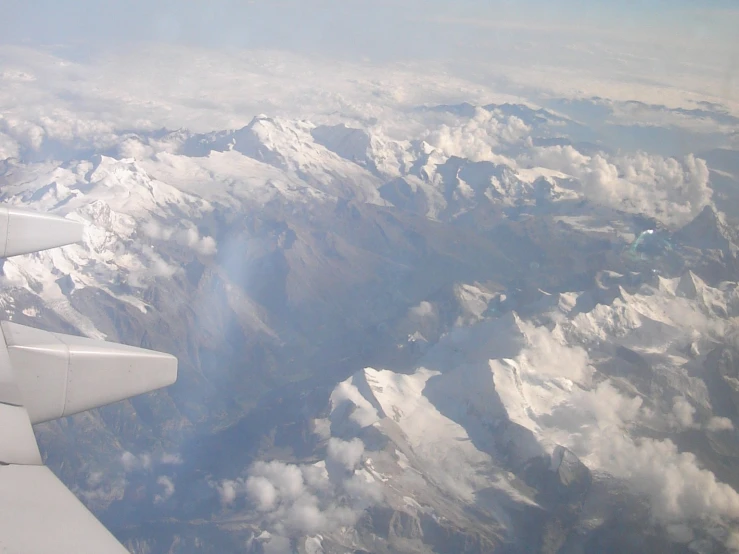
[676,204,736,253]
[676,270,705,299]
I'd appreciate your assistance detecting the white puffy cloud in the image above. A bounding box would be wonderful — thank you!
[142,246,178,277]
[180,226,218,256]
[120,451,183,472]
[283,495,328,535]
[141,220,174,241]
[125,245,178,287]
[563,380,643,430]
[74,467,128,512]
[312,418,332,441]
[409,300,436,320]
[86,471,104,488]
[141,220,217,256]
[329,380,381,428]
[597,434,739,523]
[425,107,529,163]
[160,453,184,465]
[213,445,381,541]
[533,375,739,527]
[0,117,45,150]
[706,416,735,432]
[327,438,365,471]
[525,146,712,226]
[262,535,292,554]
[118,137,156,160]
[666,523,694,544]
[154,475,175,504]
[245,476,279,512]
[343,473,385,505]
[671,396,696,429]
[0,131,19,160]
[0,108,121,157]
[518,321,594,385]
[121,451,152,472]
[489,317,739,532]
[216,479,243,506]
[249,461,306,503]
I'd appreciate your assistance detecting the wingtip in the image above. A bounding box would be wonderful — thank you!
[1,322,179,423]
[0,207,84,258]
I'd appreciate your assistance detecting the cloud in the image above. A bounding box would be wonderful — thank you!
[519,321,594,385]
[249,461,306,503]
[525,146,712,226]
[671,396,696,429]
[0,45,522,150]
[262,535,292,554]
[728,530,739,553]
[330,380,381,428]
[75,471,128,511]
[0,117,45,151]
[343,472,384,505]
[0,108,120,158]
[141,220,174,241]
[154,475,175,504]
[132,245,178,282]
[120,451,183,472]
[86,471,104,488]
[0,131,19,160]
[245,476,279,511]
[538,378,739,527]
[706,417,735,432]
[214,445,381,541]
[562,380,643,431]
[326,438,364,471]
[283,495,329,535]
[489,317,739,533]
[216,478,244,506]
[409,300,436,320]
[665,523,694,544]
[424,107,529,163]
[117,137,155,160]
[141,220,217,256]
[121,451,152,472]
[160,453,184,465]
[597,434,739,523]
[180,226,218,256]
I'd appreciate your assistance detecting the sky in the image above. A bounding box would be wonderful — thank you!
[1,0,738,64]
[0,0,737,134]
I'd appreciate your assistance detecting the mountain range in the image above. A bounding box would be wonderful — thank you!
[2,98,739,553]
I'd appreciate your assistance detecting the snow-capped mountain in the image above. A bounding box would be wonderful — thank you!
[2,88,739,554]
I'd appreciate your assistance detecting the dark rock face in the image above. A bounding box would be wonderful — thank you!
[704,346,739,420]
[514,447,592,554]
[419,513,501,554]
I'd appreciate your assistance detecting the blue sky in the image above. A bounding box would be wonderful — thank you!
[1,0,737,61]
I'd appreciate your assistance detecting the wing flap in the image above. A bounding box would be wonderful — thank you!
[0,403,42,465]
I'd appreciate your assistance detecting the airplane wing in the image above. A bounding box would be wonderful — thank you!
[0,207,178,553]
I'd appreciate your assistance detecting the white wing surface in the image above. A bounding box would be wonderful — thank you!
[0,465,131,553]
